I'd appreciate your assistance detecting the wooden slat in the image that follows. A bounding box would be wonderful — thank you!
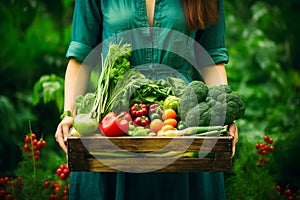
[67,136,233,172]
[85,157,232,173]
[68,136,232,152]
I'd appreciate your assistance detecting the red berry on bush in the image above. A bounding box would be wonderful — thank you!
[261,150,267,156]
[4,177,9,183]
[31,133,36,140]
[40,140,46,147]
[56,168,62,176]
[35,150,40,156]
[284,189,292,196]
[25,136,31,143]
[32,139,38,146]
[288,196,293,200]
[255,144,260,149]
[49,194,57,200]
[23,144,30,152]
[34,155,39,161]
[60,173,67,180]
[263,159,269,164]
[44,181,50,188]
[263,135,269,142]
[0,189,6,197]
[256,163,263,168]
[276,185,281,192]
[268,146,274,152]
[53,186,60,194]
[268,138,274,144]
[4,193,13,200]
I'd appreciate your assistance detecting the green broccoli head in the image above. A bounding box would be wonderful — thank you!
[188,81,209,102]
[224,92,246,124]
[178,81,208,119]
[184,102,211,127]
[207,84,232,100]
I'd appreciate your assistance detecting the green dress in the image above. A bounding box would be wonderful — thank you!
[66,0,229,199]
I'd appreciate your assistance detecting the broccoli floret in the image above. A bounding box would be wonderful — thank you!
[184,102,210,127]
[184,86,246,126]
[188,81,209,102]
[207,85,232,100]
[224,92,246,124]
[179,81,208,119]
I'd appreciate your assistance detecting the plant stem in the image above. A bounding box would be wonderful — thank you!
[28,122,37,178]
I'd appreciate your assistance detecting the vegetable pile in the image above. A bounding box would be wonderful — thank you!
[71,43,246,137]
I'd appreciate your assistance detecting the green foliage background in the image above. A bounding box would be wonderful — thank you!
[0,0,299,199]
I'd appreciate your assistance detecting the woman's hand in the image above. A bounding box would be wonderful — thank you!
[55,116,73,154]
[228,122,238,157]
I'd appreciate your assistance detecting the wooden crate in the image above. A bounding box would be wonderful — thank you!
[67,135,233,173]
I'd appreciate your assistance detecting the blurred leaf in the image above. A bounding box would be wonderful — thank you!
[32,74,64,112]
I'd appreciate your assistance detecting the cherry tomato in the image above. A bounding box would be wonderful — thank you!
[150,119,164,133]
[31,133,36,140]
[268,146,274,152]
[160,124,176,132]
[44,181,50,188]
[255,144,260,149]
[60,173,68,180]
[268,138,274,144]
[275,185,281,192]
[23,144,30,152]
[162,109,177,120]
[24,136,31,143]
[56,168,62,176]
[32,139,38,146]
[163,118,178,127]
[37,140,46,148]
[284,189,292,196]
[49,194,56,200]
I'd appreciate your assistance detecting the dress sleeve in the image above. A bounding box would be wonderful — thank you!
[66,0,102,63]
[195,0,229,64]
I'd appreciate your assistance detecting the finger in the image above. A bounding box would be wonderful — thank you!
[231,143,236,158]
[62,124,71,142]
[55,126,68,154]
[229,123,238,144]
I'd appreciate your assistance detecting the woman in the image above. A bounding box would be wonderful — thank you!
[55,0,238,199]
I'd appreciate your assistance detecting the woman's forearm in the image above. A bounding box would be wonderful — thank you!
[64,58,92,116]
[199,63,228,86]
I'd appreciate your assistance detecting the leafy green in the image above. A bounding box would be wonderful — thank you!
[130,82,172,106]
[75,93,96,115]
[91,42,132,121]
[108,69,149,113]
[32,74,64,112]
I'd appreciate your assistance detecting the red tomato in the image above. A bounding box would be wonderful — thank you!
[100,112,129,137]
